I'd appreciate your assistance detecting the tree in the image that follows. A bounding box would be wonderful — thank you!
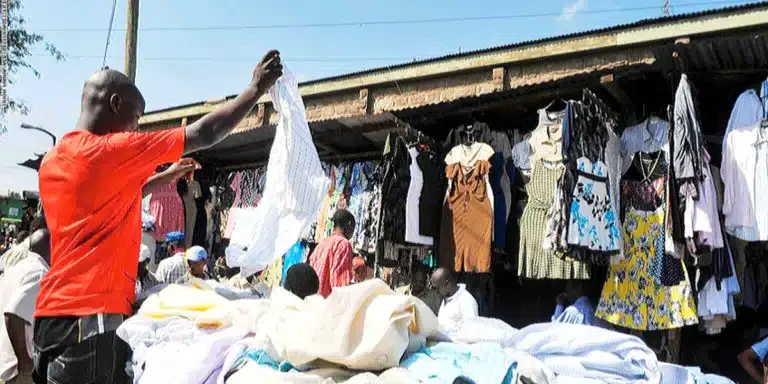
[6,0,64,116]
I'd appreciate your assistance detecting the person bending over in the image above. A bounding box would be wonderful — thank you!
[33,51,282,383]
[283,263,320,299]
[309,209,356,298]
[430,267,478,330]
[551,280,596,326]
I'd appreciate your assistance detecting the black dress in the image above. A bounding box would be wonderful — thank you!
[416,149,444,238]
[380,135,411,242]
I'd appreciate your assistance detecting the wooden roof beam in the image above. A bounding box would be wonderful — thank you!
[600,73,632,111]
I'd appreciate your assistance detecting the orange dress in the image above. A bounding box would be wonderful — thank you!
[439,161,493,273]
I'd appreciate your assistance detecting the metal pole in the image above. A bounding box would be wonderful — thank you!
[124,0,139,81]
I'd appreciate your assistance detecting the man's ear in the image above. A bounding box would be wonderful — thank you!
[109,94,122,114]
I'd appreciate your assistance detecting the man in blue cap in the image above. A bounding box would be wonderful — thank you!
[154,231,187,284]
[175,246,212,284]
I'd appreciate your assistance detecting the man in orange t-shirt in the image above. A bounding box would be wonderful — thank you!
[32,51,282,383]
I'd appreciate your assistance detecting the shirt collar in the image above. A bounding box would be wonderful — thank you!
[445,283,467,302]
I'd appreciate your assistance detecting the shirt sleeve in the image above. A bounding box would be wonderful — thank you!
[752,338,768,362]
[552,306,586,325]
[329,240,353,289]
[551,304,565,321]
[103,127,186,182]
[720,133,735,218]
[3,272,43,324]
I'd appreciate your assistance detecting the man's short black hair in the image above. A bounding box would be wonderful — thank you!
[412,262,431,277]
[284,263,320,299]
[331,209,355,228]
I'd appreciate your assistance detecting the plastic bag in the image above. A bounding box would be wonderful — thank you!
[226,68,330,276]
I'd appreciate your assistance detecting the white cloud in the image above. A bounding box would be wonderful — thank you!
[558,0,588,22]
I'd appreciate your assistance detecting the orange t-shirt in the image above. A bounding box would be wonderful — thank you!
[35,128,185,317]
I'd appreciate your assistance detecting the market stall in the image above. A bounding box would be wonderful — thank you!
[136,4,768,381]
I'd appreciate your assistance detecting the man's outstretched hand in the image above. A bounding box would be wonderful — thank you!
[251,50,283,92]
[166,158,200,181]
[182,49,283,155]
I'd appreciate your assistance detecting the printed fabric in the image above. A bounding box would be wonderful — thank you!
[353,163,383,254]
[226,70,331,276]
[565,157,621,265]
[596,203,698,331]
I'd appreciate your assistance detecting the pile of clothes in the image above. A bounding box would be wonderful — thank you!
[119,279,733,384]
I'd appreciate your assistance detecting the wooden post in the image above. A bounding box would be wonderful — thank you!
[124,0,139,81]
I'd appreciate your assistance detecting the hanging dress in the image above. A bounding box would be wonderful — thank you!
[439,161,492,273]
[595,156,698,331]
[149,182,185,242]
[565,157,621,264]
[518,160,590,280]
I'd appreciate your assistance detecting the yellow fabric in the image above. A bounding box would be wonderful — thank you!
[595,207,698,331]
[257,255,284,288]
[138,282,233,328]
[257,279,437,371]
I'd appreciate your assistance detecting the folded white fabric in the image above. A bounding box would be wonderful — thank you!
[226,68,330,276]
[256,279,438,371]
[507,323,661,383]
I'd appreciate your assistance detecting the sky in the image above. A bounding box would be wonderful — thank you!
[0,0,757,193]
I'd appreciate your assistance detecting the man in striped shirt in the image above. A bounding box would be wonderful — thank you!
[155,232,187,284]
[309,209,356,298]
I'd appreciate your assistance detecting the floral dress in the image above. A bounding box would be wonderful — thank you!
[595,174,698,331]
[565,157,621,264]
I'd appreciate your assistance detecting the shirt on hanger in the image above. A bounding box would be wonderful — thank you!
[722,89,763,156]
[528,108,565,164]
[722,122,768,241]
[405,147,434,246]
[444,142,495,171]
[620,117,670,175]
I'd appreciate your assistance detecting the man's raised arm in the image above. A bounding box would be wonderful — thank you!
[183,50,282,155]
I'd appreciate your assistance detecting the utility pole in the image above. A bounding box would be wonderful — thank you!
[662,0,671,16]
[124,0,139,81]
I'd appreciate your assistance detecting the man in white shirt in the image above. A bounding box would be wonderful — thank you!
[0,229,49,384]
[430,267,479,331]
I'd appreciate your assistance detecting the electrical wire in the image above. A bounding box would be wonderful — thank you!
[37,0,754,32]
[34,54,418,63]
[101,0,119,68]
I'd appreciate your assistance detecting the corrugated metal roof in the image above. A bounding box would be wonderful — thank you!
[298,1,768,85]
[145,1,768,116]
